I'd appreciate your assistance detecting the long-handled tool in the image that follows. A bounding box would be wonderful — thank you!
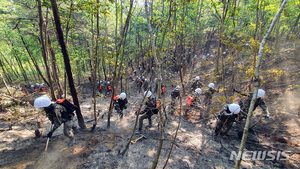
[131,135,147,144]
[45,124,52,152]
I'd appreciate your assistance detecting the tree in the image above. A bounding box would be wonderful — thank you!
[50,0,86,129]
[235,0,287,168]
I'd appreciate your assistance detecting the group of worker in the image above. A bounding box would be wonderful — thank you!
[18,82,47,95]
[168,75,270,137]
[33,71,270,147]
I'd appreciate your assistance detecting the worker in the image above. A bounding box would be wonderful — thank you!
[34,96,78,146]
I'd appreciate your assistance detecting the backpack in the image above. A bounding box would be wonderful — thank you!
[56,98,78,114]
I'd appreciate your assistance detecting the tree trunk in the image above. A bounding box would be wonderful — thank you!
[254,0,260,40]
[145,1,164,168]
[12,50,28,83]
[0,61,12,85]
[0,73,12,96]
[0,52,19,79]
[193,0,204,47]
[37,0,56,100]
[50,0,86,129]
[232,0,237,27]
[107,0,133,128]
[47,33,63,98]
[235,1,287,168]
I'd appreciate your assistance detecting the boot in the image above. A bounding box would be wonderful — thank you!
[119,111,123,119]
[68,137,75,147]
[136,128,142,134]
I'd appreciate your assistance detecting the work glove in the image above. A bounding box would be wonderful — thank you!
[265,114,270,118]
[233,88,237,92]
[47,131,53,138]
[124,106,127,109]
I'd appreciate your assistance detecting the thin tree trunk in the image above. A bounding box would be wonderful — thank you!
[145,1,164,168]
[65,0,73,44]
[92,0,100,128]
[289,12,300,34]
[47,33,63,98]
[235,1,287,168]
[0,73,12,96]
[91,14,94,82]
[37,0,56,100]
[115,0,118,53]
[254,0,260,40]
[25,57,38,82]
[163,96,182,168]
[12,50,28,83]
[193,0,203,46]
[0,61,12,85]
[107,0,133,128]
[259,0,264,42]
[50,0,86,129]
[0,52,19,79]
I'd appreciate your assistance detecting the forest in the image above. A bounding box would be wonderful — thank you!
[0,0,300,168]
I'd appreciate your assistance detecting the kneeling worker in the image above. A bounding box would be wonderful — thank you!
[215,104,240,136]
[114,92,128,119]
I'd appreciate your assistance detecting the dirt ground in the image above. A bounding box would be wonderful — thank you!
[1,49,300,169]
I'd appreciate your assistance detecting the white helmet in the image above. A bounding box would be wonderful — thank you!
[257,89,265,98]
[35,83,39,86]
[228,104,241,114]
[119,92,126,99]
[195,76,200,80]
[31,85,34,88]
[208,83,214,88]
[195,88,202,94]
[144,91,152,98]
[176,85,180,89]
[34,96,51,108]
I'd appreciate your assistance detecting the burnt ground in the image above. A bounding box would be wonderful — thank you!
[1,49,300,169]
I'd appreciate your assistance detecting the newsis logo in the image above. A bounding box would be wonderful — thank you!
[229,151,291,161]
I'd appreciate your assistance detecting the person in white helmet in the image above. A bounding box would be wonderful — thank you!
[215,104,241,136]
[191,76,203,92]
[97,80,104,94]
[202,83,218,107]
[34,96,77,146]
[135,76,142,93]
[114,92,128,119]
[171,85,181,107]
[142,79,149,92]
[233,88,270,119]
[105,81,112,95]
[137,91,158,133]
